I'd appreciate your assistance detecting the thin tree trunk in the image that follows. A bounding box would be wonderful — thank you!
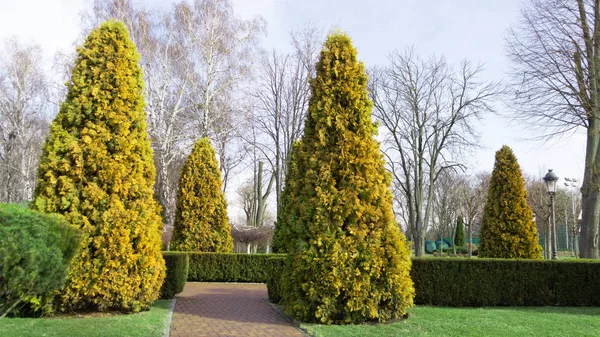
[452,221,456,255]
[468,221,472,257]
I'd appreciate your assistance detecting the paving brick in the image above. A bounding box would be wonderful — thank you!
[170,283,304,337]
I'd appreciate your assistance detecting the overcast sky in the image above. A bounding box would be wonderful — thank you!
[0,0,587,187]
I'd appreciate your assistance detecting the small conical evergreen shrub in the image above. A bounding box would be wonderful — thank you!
[33,21,165,312]
[282,31,414,324]
[479,145,542,259]
[272,141,300,254]
[454,215,466,247]
[170,138,233,252]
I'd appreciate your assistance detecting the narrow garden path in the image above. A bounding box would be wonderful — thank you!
[170,283,305,337]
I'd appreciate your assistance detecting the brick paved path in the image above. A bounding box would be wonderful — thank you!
[170,283,305,337]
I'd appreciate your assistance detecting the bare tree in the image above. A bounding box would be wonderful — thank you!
[172,0,264,134]
[430,170,462,254]
[171,0,265,195]
[230,223,274,253]
[143,6,197,225]
[458,171,490,257]
[238,112,275,228]
[237,162,274,228]
[253,24,321,210]
[0,39,49,203]
[507,0,600,258]
[370,48,500,256]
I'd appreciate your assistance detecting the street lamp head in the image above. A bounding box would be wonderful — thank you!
[543,169,559,194]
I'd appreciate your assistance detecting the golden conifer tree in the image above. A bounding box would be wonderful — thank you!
[479,145,543,259]
[282,31,414,324]
[170,137,233,252]
[33,21,165,312]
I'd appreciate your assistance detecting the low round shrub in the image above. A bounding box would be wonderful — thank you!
[0,204,80,318]
[465,243,478,256]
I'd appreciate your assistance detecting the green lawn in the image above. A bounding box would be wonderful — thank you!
[0,299,171,337]
[301,306,600,337]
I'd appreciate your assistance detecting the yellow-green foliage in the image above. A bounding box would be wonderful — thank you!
[272,141,300,254]
[32,21,165,312]
[282,31,414,324]
[170,138,233,252]
[479,146,543,259]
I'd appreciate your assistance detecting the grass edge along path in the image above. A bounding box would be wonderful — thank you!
[301,306,600,337]
[0,299,171,337]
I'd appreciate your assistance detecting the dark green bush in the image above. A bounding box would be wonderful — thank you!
[430,245,478,256]
[187,253,287,283]
[160,252,189,299]
[411,258,600,306]
[0,204,80,318]
[442,247,468,254]
[454,216,466,247]
[266,256,286,303]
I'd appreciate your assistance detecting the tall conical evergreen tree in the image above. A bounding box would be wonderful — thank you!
[454,215,466,247]
[170,138,233,252]
[479,145,542,259]
[282,31,414,324]
[32,21,165,312]
[272,141,300,254]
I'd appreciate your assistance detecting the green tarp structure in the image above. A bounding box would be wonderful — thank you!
[425,240,437,254]
[435,238,452,250]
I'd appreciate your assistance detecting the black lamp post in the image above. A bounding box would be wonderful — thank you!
[543,169,559,260]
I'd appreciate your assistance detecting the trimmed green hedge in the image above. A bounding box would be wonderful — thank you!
[265,257,600,307]
[266,256,286,303]
[175,253,600,307]
[411,258,600,306]
[160,252,189,299]
[187,253,286,283]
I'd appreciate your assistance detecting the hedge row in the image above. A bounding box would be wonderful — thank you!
[187,253,287,283]
[160,252,189,299]
[266,256,286,303]
[412,258,600,306]
[159,253,284,298]
[266,257,600,306]
[162,253,600,307]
